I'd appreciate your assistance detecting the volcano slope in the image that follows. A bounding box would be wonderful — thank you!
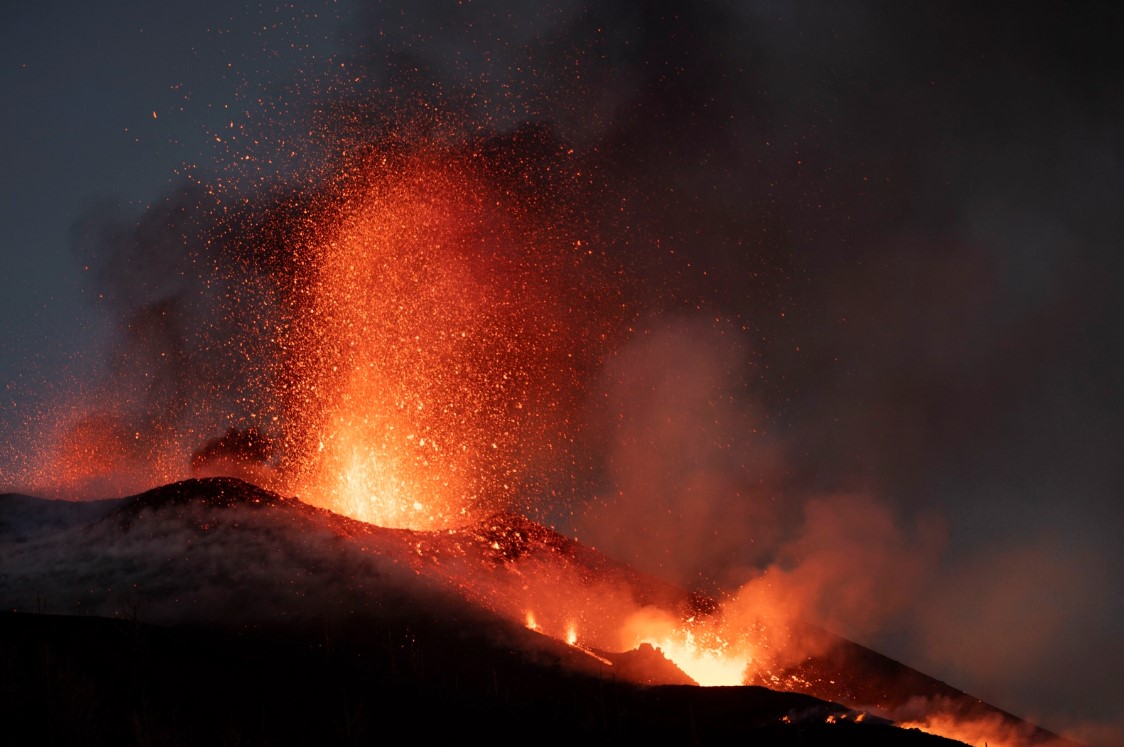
[0,478,1062,745]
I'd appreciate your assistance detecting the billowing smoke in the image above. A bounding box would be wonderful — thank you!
[578,317,787,589]
[5,0,1121,742]
[578,314,946,675]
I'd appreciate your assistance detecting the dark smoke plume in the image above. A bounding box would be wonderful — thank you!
[9,1,1121,741]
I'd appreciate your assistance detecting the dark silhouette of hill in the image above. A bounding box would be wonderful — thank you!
[0,478,1073,745]
[0,610,961,746]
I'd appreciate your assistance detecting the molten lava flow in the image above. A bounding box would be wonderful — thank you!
[639,627,748,687]
[621,608,760,686]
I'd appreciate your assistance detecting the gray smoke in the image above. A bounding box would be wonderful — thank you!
[9,1,1122,740]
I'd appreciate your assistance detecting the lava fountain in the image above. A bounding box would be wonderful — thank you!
[1,124,1069,747]
[4,122,624,529]
[266,131,624,528]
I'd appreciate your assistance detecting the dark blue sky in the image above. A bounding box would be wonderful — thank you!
[1,1,347,403]
[2,1,1122,741]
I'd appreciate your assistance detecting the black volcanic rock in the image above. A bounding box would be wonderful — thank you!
[117,476,286,514]
[750,628,1075,746]
[0,478,1070,745]
[601,641,698,685]
[445,510,718,618]
[107,477,292,536]
[0,611,965,746]
[473,510,576,562]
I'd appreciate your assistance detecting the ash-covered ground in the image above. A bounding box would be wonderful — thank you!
[1,478,1071,746]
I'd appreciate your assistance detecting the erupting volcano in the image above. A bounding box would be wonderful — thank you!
[0,127,1073,742]
[275,136,620,529]
[13,121,623,526]
[4,1,1119,746]
[0,477,1070,746]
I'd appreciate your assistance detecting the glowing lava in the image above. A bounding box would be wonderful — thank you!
[623,610,756,686]
[270,138,619,528]
[640,627,748,687]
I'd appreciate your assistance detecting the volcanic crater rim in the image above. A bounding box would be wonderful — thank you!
[119,477,289,514]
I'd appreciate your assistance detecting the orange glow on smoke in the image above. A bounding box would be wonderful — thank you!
[39,414,134,495]
[11,405,183,500]
[899,714,1022,747]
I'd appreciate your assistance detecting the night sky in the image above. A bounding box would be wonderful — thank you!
[2,1,1122,742]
